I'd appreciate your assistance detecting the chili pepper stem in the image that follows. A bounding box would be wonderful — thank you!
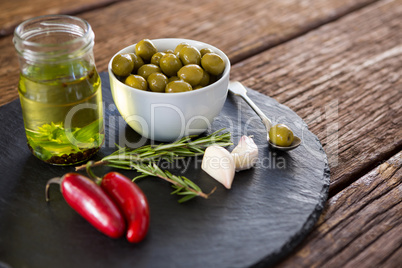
[85,161,103,185]
[45,177,62,202]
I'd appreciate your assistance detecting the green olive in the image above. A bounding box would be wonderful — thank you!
[159,53,183,77]
[198,70,210,87]
[178,45,201,65]
[174,42,190,54]
[200,47,214,56]
[201,52,225,76]
[135,39,158,62]
[147,72,168,92]
[112,54,134,77]
[165,49,175,54]
[177,64,204,87]
[165,80,192,93]
[168,76,180,82]
[137,64,161,80]
[268,124,294,147]
[125,74,148,91]
[128,53,144,73]
[151,52,166,66]
[193,85,203,90]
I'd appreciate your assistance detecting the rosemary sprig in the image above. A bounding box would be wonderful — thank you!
[76,129,232,202]
[76,128,232,170]
[132,162,216,203]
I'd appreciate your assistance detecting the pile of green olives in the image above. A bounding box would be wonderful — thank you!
[111,39,226,93]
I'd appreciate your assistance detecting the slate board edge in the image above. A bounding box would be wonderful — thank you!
[254,148,330,267]
[236,88,330,267]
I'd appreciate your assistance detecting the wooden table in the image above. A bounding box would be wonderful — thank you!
[0,0,401,267]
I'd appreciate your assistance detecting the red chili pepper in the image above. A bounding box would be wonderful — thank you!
[100,172,150,243]
[46,173,126,239]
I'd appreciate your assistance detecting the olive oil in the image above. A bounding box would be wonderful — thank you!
[18,66,104,165]
[14,15,103,165]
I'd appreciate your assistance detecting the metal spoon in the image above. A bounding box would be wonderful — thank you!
[228,81,301,151]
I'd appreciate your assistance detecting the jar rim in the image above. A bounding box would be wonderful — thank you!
[14,14,93,47]
[13,14,94,62]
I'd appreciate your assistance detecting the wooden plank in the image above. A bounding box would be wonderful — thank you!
[275,151,402,267]
[0,0,122,37]
[84,0,378,65]
[0,0,377,106]
[229,0,402,193]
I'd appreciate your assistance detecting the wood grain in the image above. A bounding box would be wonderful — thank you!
[0,0,122,36]
[229,0,402,194]
[275,150,402,268]
[0,0,377,106]
[0,0,400,266]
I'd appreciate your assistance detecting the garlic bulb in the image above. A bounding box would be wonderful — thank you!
[231,135,258,171]
[201,145,235,189]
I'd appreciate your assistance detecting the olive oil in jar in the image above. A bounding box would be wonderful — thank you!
[18,64,104,164]
[14,15,104,165]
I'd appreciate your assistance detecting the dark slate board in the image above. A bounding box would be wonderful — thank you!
[0,72,329,268]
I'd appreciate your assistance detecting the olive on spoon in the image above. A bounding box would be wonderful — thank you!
[228,81,301,151]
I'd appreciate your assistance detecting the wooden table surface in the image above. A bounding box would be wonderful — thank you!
[0,0,401,267]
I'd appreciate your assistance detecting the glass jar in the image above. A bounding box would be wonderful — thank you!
[13,15,104,165]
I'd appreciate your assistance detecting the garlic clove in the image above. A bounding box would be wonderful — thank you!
[201,145,235,189]
[231,135,258,171]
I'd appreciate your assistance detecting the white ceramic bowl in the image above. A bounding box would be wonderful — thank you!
[108,38,230,142]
